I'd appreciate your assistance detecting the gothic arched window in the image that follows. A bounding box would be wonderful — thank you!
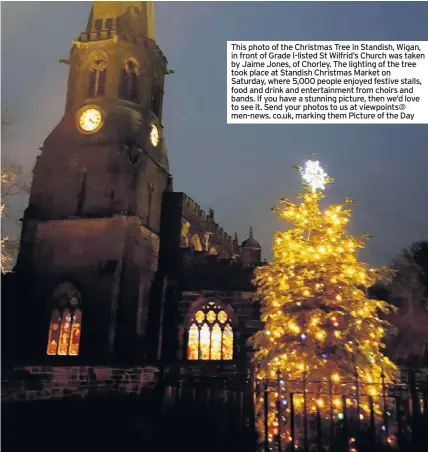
[119,59,140,103]
[88,55,108,98]
[187,301,234,361]
[46,282,82,356]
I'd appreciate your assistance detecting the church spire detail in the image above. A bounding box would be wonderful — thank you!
[86,1,156,40]
[242,227,261,250]
[57,0,169,171]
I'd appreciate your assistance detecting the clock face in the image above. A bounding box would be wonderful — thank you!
[150,124,159,147]
[78,107,103,133]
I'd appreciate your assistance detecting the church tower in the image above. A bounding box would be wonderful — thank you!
[16,2,170,364]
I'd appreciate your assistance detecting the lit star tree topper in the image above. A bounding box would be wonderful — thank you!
[249,160,398,450]
[299,159,329,193]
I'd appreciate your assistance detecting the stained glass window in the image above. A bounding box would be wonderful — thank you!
[218,310,227,323]
[206,310,216,324]
[46,283,82,357]
[211,323,222,360]
[195,311,205,323]
[200,324,210,360]
[58,309,72,355]
[188,324,199,360]
[222,324,233,360]
[187,301,234,361]
[69,310,82,356]
[47,309,61,355]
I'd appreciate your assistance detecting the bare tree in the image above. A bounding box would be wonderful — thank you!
[386,241,428,362]
[1,109,31,272]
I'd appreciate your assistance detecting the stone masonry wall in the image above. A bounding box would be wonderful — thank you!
[1,366,160,402]
[179,193,241,258]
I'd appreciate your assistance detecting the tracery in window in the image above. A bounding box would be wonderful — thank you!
[47,283,82,356]
[88,55,108,98]
[119,59,140,102]
[187,301,234,361]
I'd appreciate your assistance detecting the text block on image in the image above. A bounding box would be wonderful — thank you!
[226,41,428,124]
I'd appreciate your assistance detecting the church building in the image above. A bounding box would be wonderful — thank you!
[2,1,262,391]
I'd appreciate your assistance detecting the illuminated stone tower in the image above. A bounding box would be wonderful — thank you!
[16,1,170,363]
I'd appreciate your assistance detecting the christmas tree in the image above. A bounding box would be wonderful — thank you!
[249,160,398,449]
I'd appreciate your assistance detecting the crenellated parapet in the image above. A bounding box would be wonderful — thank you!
[158,191,262,269]
[74,1,168,66]
[76,31,167,67]
[178,193,245,261]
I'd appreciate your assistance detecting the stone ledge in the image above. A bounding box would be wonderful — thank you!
[2,365,160,402]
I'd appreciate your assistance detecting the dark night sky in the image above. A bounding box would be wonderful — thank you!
[1,1,427,266]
